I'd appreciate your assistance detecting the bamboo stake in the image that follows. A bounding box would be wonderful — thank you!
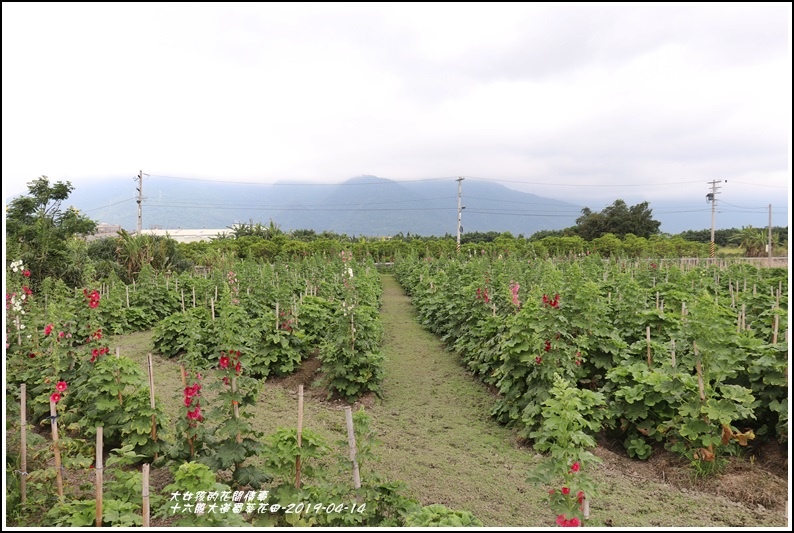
[96,427,103,527]
[20,384,27,504]
[147,354,157,449]
[772,314,779,344]
[344,407,361,489]
[646,326,652,368]
[215,285,218,300]
[50,399,64,501]
[192,286,196,308]
[729,282,735,308]
[180,365,187,388]
[295,385,304,489]
[655,291,659,310]
[126,285,130,308]
[142,464,150,527]
[275,302,280,329]
[211,298,215,320]
[181,289,185,312]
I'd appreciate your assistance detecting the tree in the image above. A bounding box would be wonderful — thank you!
[6,176,97,287]
[730,226,767,257]
[574,200,661,240]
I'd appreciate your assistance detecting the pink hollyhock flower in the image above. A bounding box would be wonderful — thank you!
[50,392,62,403]
[56,381,68,392]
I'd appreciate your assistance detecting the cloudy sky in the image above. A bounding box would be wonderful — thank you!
[2,2,791,218]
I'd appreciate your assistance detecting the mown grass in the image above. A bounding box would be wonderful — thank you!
[110,274,787,528]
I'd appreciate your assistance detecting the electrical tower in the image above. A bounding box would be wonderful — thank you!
[706,180,723,258]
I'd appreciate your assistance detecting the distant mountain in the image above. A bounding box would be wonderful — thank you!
[67,176,583,237]
[59,175,787,236]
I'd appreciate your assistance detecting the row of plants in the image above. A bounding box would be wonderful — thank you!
[394,254,788,475]
[7,251,479,527]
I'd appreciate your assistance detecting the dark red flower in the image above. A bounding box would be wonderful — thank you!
[23,270,31,277]
[44,323,54,336]
[219,355,230,369]
[561,487,570,495]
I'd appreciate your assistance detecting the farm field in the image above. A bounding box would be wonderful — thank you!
[87,274,788,528]
[5,252,789,528]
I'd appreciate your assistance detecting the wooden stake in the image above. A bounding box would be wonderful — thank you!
[125,285,130,308]
[694,343,706,402]
[729,282,735,308]
[670,339,676,368]
[232,377,241,444]
[142,464,150,527]
[115,347,123,406]
[96,427,103,527]
[772,314,779,344]
[646,326,652,368]
[20,384,27,504]
[181,289,185,312]
[50,399,64,501]
[147,354,157,446]
[192,286,196,308]
[211,298,215,320]
[344,407,361,489]
[741,303,746,331]
[295,385,304,489]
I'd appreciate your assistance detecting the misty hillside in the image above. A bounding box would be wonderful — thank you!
[60,175,784,236]
[68,176,582,237]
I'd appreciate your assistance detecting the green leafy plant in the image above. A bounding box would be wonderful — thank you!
[527,373,604,527]
[404,503,483,527]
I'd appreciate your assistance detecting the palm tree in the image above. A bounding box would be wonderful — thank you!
[730,226,766,257]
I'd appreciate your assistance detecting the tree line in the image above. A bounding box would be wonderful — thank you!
[6,177,788,290]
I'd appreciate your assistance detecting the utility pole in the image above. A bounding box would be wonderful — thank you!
[705,180,723,259]
[136,170,143,235]
[456,177,464,253]
[768,204,773,262]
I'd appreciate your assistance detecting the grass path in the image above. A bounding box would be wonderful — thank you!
[115,274,786,527]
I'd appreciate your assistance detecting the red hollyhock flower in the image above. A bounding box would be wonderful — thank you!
[235,361,242,374]
[44,323,54,336]
[561,487,570,495]
[219,355,230,369]
[570,461,580,473]
[56,381,68,392]
[23,270,31,277]
[50,392,62,403]
[556,515,567,527]
[544,341,551,352]
[567,518,580,527]
[577,491,585,504]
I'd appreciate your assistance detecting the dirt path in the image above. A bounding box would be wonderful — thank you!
[113,274,787,527]
[367,274,788,527]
